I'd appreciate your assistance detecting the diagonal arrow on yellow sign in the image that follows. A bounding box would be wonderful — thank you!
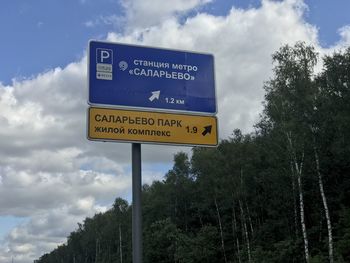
[88,107,218,146]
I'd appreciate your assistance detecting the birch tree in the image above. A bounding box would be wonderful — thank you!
[312,47,350,262]
[263,42,318,262]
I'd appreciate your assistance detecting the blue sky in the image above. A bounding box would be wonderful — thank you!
[1,0,124,84]
[1,0,349,85]
[0,217,26,241]
[304,0,350,45]
[0,1,350,262]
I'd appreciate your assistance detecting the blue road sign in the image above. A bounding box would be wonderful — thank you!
[88,40,216,115]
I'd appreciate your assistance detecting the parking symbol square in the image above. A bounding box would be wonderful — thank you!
[96,48,113,64]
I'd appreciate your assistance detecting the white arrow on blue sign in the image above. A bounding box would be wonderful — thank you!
[88,40,217,115]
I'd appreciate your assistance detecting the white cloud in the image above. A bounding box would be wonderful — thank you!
[108,0,319,136]
[1,0,350,262]
[120,0,212,29]
[0,167,128,217]
[334,25,350,49]
[84,14,122,28]
[0,201,107,263]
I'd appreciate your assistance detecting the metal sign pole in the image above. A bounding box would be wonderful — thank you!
[132,143,142,263]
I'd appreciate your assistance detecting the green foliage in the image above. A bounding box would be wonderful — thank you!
[175,225,220,263]
[36,44,350,263]
[336,208,350,262]
[144,218,179,263]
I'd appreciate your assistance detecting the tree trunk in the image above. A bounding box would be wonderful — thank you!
[239,199,252,263]
[245,201,254,237]
[198,208,204,228]
[214,196,228,263]
[287,132,309,263]
[119,223,123,263]
[290,161,299,239]
[232,197,242,263]
[290,158,300,249]
[297,167,309,263]
[95,238,99,263]
[314,145,334,263]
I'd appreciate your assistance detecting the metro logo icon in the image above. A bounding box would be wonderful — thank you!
[96,48,113,64]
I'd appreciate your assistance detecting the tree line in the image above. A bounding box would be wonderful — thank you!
[35,43,350,263]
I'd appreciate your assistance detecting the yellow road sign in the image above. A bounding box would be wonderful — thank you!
[88,107,218,146]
